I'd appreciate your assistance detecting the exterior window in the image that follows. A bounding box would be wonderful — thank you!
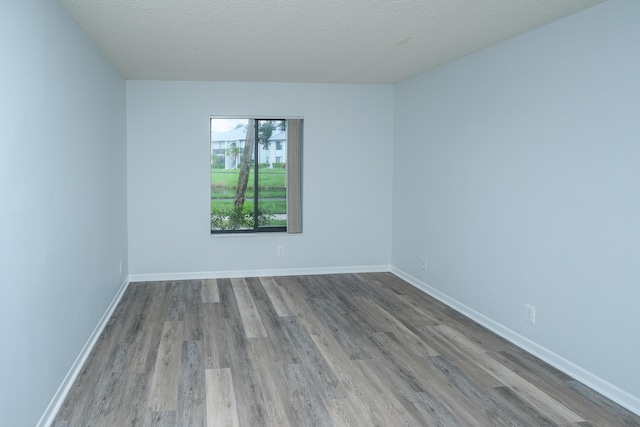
[210,117,302,234]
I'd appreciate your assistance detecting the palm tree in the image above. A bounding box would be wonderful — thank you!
[226,144,241,169]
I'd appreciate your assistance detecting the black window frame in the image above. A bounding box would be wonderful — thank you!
[211,117,302,235]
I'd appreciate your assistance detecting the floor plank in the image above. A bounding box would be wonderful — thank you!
[146,321,184,413]
[148,410,177,427]
[258,276,295,317]
[176,340,206,426]
[231,278,268,338]
[202,278,220,303]
[205,368,239,427]
[202,303,232,370]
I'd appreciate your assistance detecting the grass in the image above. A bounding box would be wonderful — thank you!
[211,168,285,189]
[211,168,286,211]
[211,199,286,213]
[211,188,285,199]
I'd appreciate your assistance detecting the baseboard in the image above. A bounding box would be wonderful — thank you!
[37,278,131,427]
[128,264,392,283]
[390,266,640,417]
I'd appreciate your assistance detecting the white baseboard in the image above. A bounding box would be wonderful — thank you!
[128,264,392,283]
[390,266,640,417]
[37,278,131,427]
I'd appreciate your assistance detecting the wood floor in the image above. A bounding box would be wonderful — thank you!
[53,273,640,426]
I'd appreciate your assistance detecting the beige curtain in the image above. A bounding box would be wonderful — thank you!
[286,119,303,233]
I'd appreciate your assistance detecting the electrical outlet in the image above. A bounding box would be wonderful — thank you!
[420,258,427,270]
[277,245,284,256]
[525,304,536,324]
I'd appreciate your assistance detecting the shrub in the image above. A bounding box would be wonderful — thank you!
[211,205,275,231]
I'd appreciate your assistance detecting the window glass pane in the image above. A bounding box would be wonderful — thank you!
[257,120,287,229]
[211,118,253,231]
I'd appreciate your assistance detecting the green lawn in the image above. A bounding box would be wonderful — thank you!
[210,199,286,213]
[211,188,286,199]
[211,169,286,208]
[211,168,285,189]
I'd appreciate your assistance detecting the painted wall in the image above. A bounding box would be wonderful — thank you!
[0,1,128,425]
[393,0,640,405]
[127,81,393,277]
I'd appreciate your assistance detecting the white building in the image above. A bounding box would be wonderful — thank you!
[211,127,286,169]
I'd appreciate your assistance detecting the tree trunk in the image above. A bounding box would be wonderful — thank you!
[234,119,255,208]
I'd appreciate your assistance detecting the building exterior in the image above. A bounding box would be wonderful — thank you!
[211,127,286,169]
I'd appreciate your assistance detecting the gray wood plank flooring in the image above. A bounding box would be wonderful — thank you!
[53,273,640,426]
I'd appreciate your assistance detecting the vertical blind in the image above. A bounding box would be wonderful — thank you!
[286,119,302,233]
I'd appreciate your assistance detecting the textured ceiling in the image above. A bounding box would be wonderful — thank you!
[58,0,605,84]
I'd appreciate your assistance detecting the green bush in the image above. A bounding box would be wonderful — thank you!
[211,205,275,231]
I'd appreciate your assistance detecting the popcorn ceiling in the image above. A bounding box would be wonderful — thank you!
[58,0,604,84]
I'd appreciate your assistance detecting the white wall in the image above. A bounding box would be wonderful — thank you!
[127,81,393,277]
[393,0,640,407]
[0,1,128,425]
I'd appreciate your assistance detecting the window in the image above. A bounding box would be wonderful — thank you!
[210,117,302,234]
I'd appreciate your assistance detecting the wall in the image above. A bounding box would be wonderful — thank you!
[127,81,393,277]
[0,1,128,425]
[392,0,640,409]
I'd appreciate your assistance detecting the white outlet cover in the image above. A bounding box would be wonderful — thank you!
[525,304,536,324]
